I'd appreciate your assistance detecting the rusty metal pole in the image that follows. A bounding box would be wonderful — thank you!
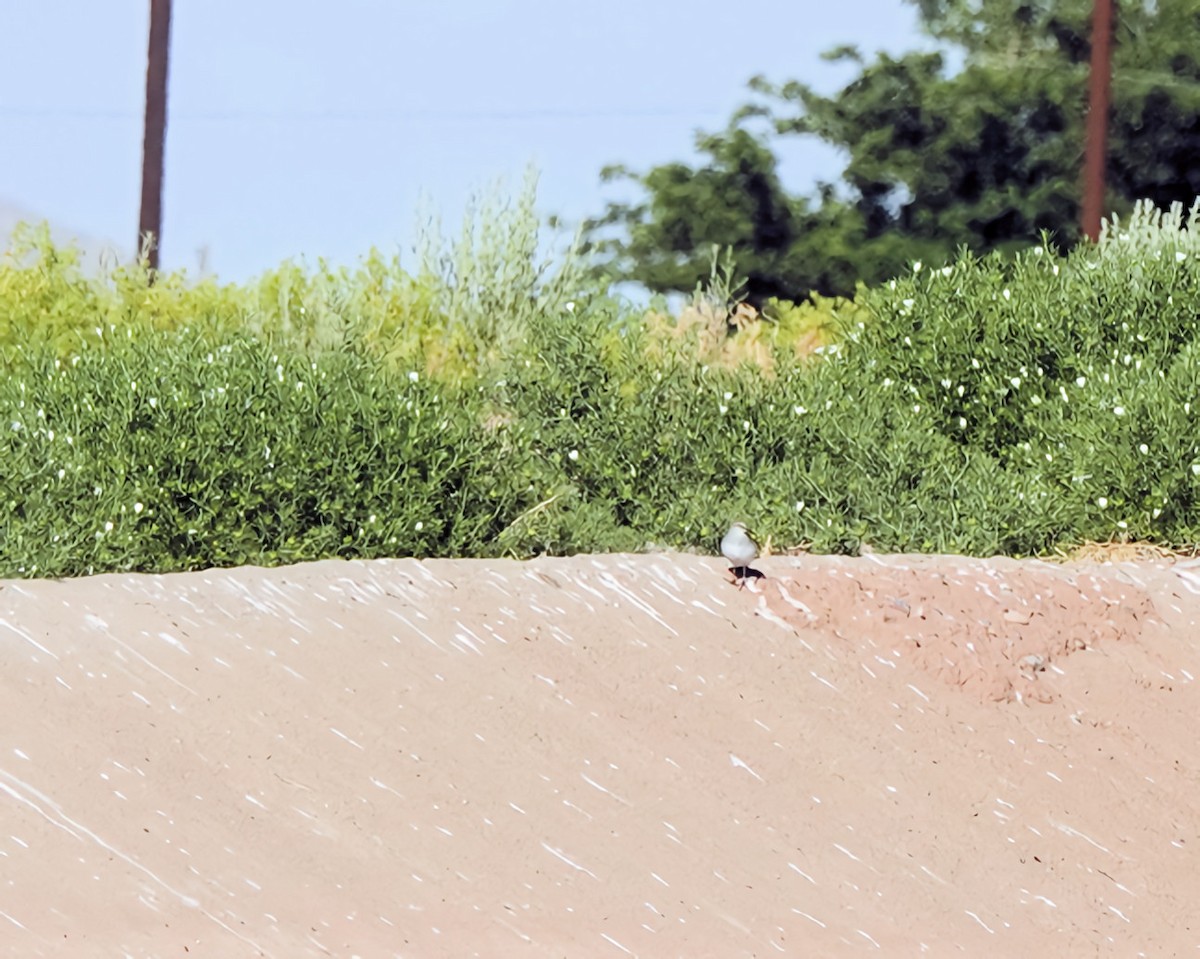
[137,0,172,271]
[1081,0,1114,242]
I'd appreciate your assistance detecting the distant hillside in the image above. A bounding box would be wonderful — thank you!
[0,198,129,273]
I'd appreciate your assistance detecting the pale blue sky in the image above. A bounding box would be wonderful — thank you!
[1,1,926,280]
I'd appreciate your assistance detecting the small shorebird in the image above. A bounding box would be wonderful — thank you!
[720,521,759,589]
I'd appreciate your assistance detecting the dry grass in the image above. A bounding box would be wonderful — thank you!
[1052,539,1200,564]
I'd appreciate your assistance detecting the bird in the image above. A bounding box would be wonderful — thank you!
[720,522,759,589]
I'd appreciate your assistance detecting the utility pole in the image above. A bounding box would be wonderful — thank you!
[137,0,172,271]
[1081,0,1114,242]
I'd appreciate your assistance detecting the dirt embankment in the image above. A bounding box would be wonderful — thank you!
[1,552,1198,957]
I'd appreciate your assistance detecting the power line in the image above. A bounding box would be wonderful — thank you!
[0,105,727,123]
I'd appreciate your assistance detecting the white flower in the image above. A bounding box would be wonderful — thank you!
[1098,496,1108,508]
[1117,520,1128,530]
[958,416,967,428]
[940,379,952,389]
[1010,376,1021,388]
[1002,289,1011,301]
[1052,264,1060,276]
[971,358,980,369]
[913,261,923,273]
[368,514,376,524]
[134,502,144,513]
[882,379,893,388]
[1177,251,1187,262]
[1076,376,1087,387]
[57,469,65,479]
[718,404,728,414]
[742,420,751,431]
[1192,464,1200,476]
[415,521,424,531]
[723,391,733,401]
[793,405,807,415]
[1059,386,1069,402]
[795,500,806,512]
[902,301,914,312]
[104,521,114,532]
[565,301,576,313]
[1138,443,1149,455]
[941,266,953,277]
[1113,406,1125,416]
[408,371,420,383]
[148,397,157,408]
[568,449,579,461]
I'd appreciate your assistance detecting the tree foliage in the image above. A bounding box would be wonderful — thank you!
[586,0,1200,302]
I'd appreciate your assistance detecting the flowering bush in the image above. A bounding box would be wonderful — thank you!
[3,196,1200,576]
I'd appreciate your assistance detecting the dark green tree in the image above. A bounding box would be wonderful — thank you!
[583,127,869,304]
[586,0,1200,302]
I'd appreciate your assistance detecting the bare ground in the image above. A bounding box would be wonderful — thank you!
[1,551,1198,957]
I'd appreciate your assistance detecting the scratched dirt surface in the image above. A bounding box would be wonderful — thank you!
[1,552,1199,957]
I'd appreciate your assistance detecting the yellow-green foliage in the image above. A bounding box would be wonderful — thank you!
[1,228,496,385]
[763,292,873,359]
[245,254,472,380]
[0,225,112,359]
[1,171,584,388]
[640,292,871,374]
[1,224,253,363]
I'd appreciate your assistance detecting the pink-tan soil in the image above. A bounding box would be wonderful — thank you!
[2,551,1199,956]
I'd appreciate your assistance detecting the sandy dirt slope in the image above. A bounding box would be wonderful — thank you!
[1,551,1198,957]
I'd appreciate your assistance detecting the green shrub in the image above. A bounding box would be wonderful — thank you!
[0,327,532,576]
[4,195,1200,576]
